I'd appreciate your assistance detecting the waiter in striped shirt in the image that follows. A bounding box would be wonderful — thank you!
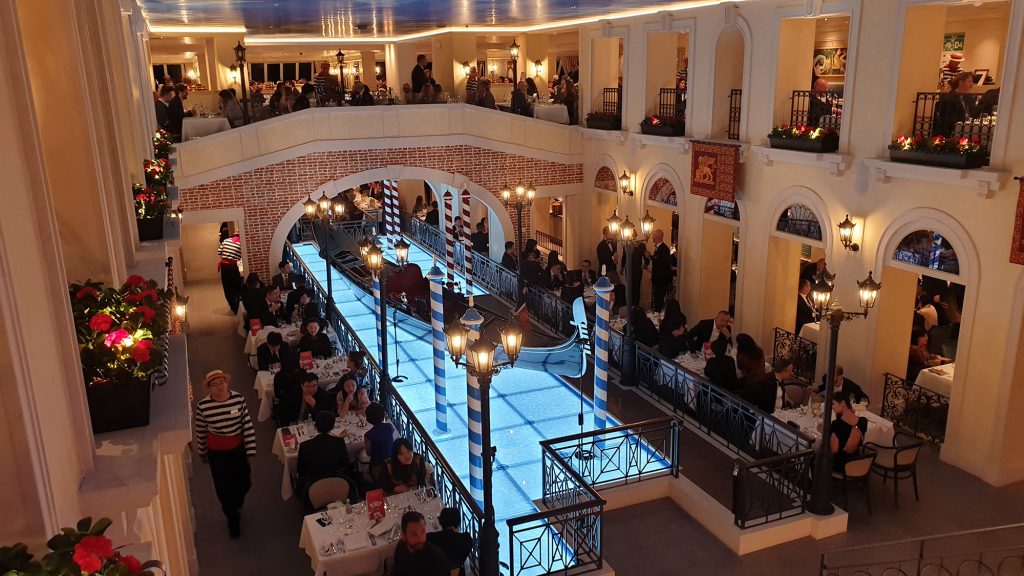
[218,230,243,313]
[195,370,256,539]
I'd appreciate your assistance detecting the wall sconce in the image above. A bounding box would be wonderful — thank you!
[618,170,634,197]
[837,214,860,252]
[228,64,239,82]
[535,60,543,76]
[462,61,471,75]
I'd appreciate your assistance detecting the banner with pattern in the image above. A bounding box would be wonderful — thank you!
[689,141,739,202]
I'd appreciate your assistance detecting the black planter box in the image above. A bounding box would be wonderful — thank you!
[87,377,151,434]
[889,149,987,169]
[768,134,839,153]
[641,123,685,137]
[586,117,621,130]
[137,217,164,241]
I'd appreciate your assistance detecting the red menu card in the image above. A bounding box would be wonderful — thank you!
[366,489,385,521]
[249,318,261,335]
[703,342,712,361]
[300,351,314,370]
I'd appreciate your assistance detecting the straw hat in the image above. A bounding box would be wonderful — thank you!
[202,369,231,387]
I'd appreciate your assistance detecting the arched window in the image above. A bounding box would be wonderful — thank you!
[705,198,739,221]
[775,203,821,241]
[893,230,959,275]
[594,166,617,192]
[647,177,677,206]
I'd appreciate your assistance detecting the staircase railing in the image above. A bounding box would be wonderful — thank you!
[773,327,818,385]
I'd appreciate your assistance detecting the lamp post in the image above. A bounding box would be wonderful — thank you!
[607,209,655,385]
[364,235,410,383]
[445,321,524,576]
[336,50,345,91]
[500,182,535,306]
[807,270,881,515]
[304,192,346,308]
[233,41,250,125]
[509,39,520,82]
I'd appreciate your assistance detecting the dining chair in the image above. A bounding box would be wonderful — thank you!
[782,383,809,408]
[307,477,351,511]
[865,432,923,508]
[831,452,876,515]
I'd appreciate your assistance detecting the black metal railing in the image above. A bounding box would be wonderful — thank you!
[402,211,446,257]
[772,327,818,385]
[911,91,943,139]
[536,231,564,260]
[881,372,949,444]
[658,87,685,119]
[525,285,576,337]
[727,89,742,140]
[705,199,740,221]
[602,87,622,116]
[775,217,823,242]
[790,89,841,130]
[820,523,1024,576]
[733,450,813,528]
[284,241,485,575]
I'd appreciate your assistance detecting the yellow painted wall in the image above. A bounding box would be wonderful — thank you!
[892,5,947,137]
[698,219,735,321]
[711,26,744,138]
[773,18,816,125]
[868,266,919,400]
[762,236,802,345]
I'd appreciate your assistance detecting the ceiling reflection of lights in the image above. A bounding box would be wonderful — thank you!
[149,25,247,34]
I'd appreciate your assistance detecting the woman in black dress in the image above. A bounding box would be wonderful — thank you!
[297,317,332,359]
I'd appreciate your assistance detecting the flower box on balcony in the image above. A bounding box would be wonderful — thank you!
[640,115,685,137]
[87,376,152,434]
[136,217,165,241]
[585,115,621,130]
[767,126,839,153]
[888,149,987,170]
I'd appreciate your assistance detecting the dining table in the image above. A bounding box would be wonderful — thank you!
[798,321,821,343]
[298,488,445,576]
[272,413,374,500]
[771,405,896,448]
[915,362,954,397]
[253,356,351,421]
[181,116,232,140]
[532,102,570,124]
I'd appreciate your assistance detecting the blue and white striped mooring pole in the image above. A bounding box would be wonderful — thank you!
[461,303,485,508]
[372,274,383,362]
[426,263,448,434]
[593,276,613,447]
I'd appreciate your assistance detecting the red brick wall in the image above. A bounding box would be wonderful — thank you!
[179,145,582,279]
[595,166,617,192]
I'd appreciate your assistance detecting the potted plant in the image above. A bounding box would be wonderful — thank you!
[888,134,987,169]
[585,111,621,131]
[152,129,174,160]
[0,516,163,575]
[640,115,685,137]
[69,276,171,434]
[143,158,173,187]
[767,125,839,153]
[133,184,170,241]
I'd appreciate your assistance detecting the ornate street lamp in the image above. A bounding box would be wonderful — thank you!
[807,270,881,516]
[608,208,654,386]
[305,193,345,308]
[837,214,860,252]
[509,39,520,81]
[233,41,250,125]
[500,181,535,305]
[363,229,410,383]
[336,49,345,89]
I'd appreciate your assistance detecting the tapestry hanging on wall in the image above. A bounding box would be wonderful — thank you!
[689,141,739,202]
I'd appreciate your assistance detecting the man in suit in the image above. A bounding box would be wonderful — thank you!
[411,54,428,93]
[625,243,649,305]
[739,358,793,415]
[704,338,739,391]
[168,83,190,140]
[278,373,336,426]
[578,259,598,286]
[520,250,545,288]
[934,71,978,137]
[684,311,733,353]
[248,285,285,328]
[272,260,300,291]
[807,78,834,128]
[814,365,869,405]
[649,229,675,312]
[154,85,175,134]
[424,201,440,227]
[297,410,350,479]
[500,241,517,271]
[795,278,816,335]
[257,331,293,372]
[471,223,489,254]
[511,81,533,116]
[596,227,618,283]
[351,81,375,106]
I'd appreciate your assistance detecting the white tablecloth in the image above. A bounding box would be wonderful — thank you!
[244,324,303,355]
[254,357,350,422]
[533,103,569,124]
[272,414,373,500]
[181,117,231,140]
[772,406,895,448]
[916,363,954,397]
[798,322,820,342]
[299,489,444,576]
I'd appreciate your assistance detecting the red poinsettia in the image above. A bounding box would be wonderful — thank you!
[118,553,144,574]
[72,535,114,573]
[89,313,114,332]
[125,289,159,304]
[131,339,154,363]
[76,286,99,300]
[134,305,156,324]
[124,275,148,288]
[104,329,132,349]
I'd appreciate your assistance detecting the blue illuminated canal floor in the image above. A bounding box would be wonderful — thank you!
[294,240,668,567]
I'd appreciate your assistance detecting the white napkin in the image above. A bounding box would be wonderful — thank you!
[369,518,394,536]
[346,532,371,551]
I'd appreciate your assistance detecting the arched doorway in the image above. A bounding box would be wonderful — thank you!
[698,199,741,320]
[762,197,831,345]
[642,172,681,310]
[269,167,514,274]
[710,21,749,140]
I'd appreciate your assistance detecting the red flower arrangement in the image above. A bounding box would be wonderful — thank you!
[768,124,836,140]
[143,158,173,186]
[585,111,620,121]
[889,134,986,156]
[640,114,685,128]
[68,277,170,384]
[0,516,159,575]
[132,183,169,220]
[152,129,174,160]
